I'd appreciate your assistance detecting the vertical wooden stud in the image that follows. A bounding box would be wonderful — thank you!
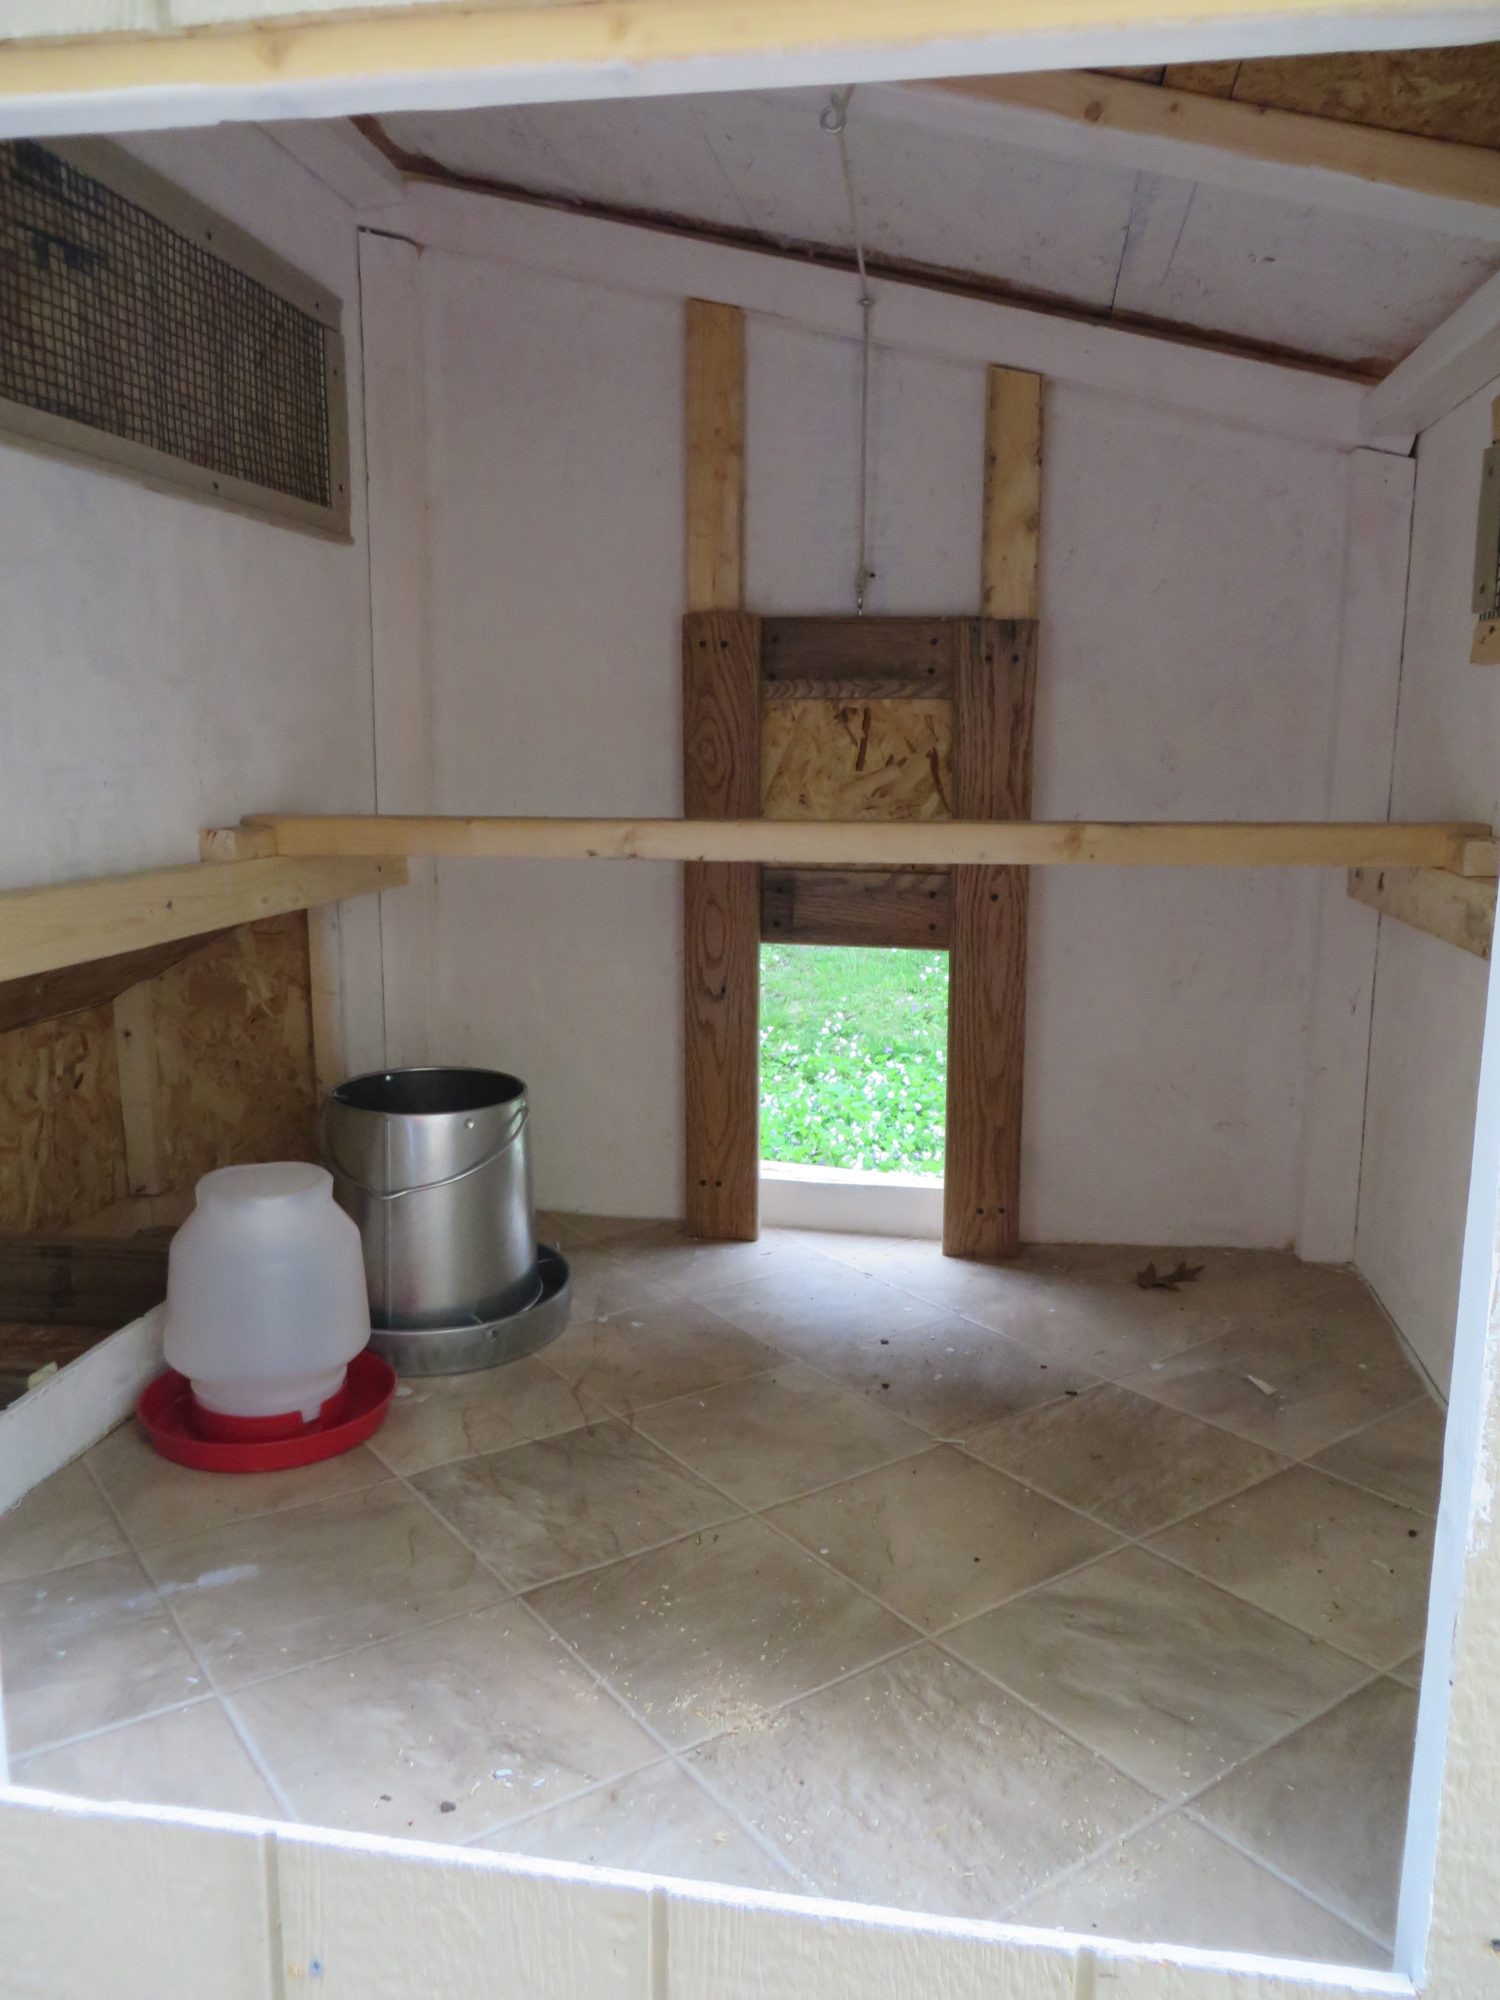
[945,366,1043,1260]
[980,367,1043,623]
[305,905,347,1102]
[683,300,759,1241]
[685,299,746,613]
[111,981,167,1198]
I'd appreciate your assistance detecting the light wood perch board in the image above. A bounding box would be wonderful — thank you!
[0,855,405,984]
[242,816,1489,872]
[1348,865,1496,958]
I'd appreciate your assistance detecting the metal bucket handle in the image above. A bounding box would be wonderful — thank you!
[319,1101,529,1203]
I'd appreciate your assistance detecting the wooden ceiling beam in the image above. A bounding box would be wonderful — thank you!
[1363,263,1500,436]
[3,1,1499,145]
[911,69,1500,241]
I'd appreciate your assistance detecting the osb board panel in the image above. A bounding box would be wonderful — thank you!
[1233,46,1500,148]
[0,1003,126,1233]
[0,931,225,1038]
[760,700,952,822]
[1100,46,1500,147]
[150,912,317,1189]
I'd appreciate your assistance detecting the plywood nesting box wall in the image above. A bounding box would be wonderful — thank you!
[0,914,319,1238]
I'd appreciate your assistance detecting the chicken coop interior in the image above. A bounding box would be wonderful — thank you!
[5,36,1500,1982]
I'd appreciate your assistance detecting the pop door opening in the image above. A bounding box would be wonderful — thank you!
[758,941,949,1179]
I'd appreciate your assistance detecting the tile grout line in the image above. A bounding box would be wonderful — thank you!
[639,1260,1434,1924]
[995,1660,1396,1952]
[1137,1527,1422,1676]
[460,1744,817,1898]
[571,1418,1200,1805]
[77,1455,393,1559]
[660,1248,1431,1468]
[79,1454,302,1819]
[469,1231,1435,1920]
[1177,1803,1396,1956]
[11,1689,224,1767]
[454,1551,830,1888]
[7,1226,1432,1945]
[37,1312,1419,1796]
[396,1409,948,1880]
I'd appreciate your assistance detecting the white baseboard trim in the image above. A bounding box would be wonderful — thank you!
[760,1162,943,1238]
[0,1307,163,1516]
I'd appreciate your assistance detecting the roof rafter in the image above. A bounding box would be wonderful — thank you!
[907,68,1500,241]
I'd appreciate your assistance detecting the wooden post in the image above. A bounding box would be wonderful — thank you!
[683,300,759,1240]
[685,299,746,613]
[305,906,347,1101]
[945,367,1043,1259]
[111,981,167,1199]
[980,368,1043,622]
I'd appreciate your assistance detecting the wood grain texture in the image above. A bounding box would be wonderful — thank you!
[761,700,952,822]
[148,914,318,1191]
[0,932,224,1039]
[112,980,168,1197]
[1231,44,1500,149]
[683,609,760,1241]
[199,824,277,862]
[0,1001,125,1234]
[1162,58,1241,95]
[981,373,1043,621]
[1348,865,1496,959]
[935,69,1500,225]
[945,616,1038,1262]
[684,297,745,612]
[0,1234,168,1327]
[306,903,347,1100]
[0,914,319,1239]
[762,869,952,948]
[762,618,959,700]
[1116,47,1500,148]
[684,612,761,819]
[683,857,760,1242]
[253,814,1486,870]
[683,308,752,1245]
[0,853,404,984]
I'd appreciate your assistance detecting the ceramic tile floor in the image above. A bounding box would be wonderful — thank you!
[0,1218,1445,1970]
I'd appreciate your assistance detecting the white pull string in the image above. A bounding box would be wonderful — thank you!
[821,85,875,614]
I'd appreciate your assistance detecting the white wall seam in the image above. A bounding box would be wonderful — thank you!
[1348,457,1420,1270]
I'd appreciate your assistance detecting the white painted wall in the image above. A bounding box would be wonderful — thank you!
[408,205,1356,1242]
[1354,375,1500,1393]
[0,122,386,1071]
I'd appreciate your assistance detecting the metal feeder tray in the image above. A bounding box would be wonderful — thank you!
[367,1243,571,1378]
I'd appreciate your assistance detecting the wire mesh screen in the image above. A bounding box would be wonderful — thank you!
[0,139,333,509]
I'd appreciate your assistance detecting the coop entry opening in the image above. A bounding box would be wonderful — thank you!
[758,943,947,1178]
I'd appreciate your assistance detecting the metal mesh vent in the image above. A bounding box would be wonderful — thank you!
[0,138,337,516]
